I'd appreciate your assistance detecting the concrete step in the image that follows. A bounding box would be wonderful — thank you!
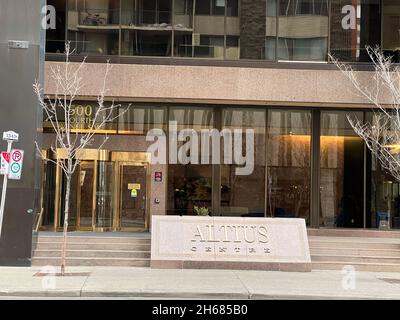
[32,257,150,267]
[309,234,400,271]
[33,233,152,267]
[36,236,151,244]
[309,240,400,250]
[310,247,400,257]
[311,254,400,264]
[308,228,400,239]
[35,242,151,251]
[312,261,400,272]
[33,250,150,259]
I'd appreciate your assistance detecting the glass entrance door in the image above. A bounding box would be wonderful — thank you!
[48,150,150,232]
[78,162,95,229]
[58,161,96,231]
[118,164,148,231]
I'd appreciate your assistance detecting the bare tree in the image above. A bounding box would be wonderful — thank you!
[33,42,129,275]
[330,47,400,179]
[330,46,400,227]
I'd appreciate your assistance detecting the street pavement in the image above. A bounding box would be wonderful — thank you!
[1,266,400,299]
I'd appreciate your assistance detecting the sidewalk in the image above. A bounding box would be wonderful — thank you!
[1,266,400,299]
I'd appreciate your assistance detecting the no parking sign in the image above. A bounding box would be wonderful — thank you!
[8,149,24,180]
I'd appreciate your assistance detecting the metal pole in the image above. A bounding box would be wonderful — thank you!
[0,140,13,239]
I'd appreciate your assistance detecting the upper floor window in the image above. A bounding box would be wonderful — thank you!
[46,0,400,63]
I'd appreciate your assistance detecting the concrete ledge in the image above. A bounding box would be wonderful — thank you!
[307,228,400,238]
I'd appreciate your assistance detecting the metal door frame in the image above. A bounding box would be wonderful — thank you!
[114,160,150,232]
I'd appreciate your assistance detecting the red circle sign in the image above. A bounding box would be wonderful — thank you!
[12,151,22,162]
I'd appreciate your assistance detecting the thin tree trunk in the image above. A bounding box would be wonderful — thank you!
[60,172,71,276]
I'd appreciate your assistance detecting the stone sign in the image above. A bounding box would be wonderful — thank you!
[151,216,311,272]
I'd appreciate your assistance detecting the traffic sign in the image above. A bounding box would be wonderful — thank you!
[8,149,24,180]
[0,152,10,175]
[2,131,19,142]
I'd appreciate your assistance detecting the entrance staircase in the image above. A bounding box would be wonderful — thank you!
[308,229,400,272]
[32,232,151,267]
[33,230,400,271]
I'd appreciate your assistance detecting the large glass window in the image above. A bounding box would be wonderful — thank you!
[265,0,278,60]
[366,112,400,229]
[267,110,311,224]
[221,109,266,217]
[68,0,120,55]
[118,105,167,134]
[174,0,194,57]
[96,161,114,228]
[41,161,57,227]
[167,107,214,215]
[278,0,329,61]
[48,0,400,63]
[320,111,364,228]
[120,0,173,57]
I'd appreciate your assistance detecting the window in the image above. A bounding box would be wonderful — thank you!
[118,105,167,134]
[212,0,226,16]
[195,0,211,15]
[227,0,239,16]
[51,0,400,63]
[267,110,311,224]
[226,36,240,60]
[320,111,364,228]
[221,109,266,217]
[278,0,329,61]
[278,38,328,61]
[167,107,214,215]
[366,111,400,229]
[68,0,121,55]
[195,35,225,59]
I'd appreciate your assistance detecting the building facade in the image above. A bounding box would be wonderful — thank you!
[0,0,44,266]
[39,0,400,236]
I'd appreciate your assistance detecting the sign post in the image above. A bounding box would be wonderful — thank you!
[0,131,19,240]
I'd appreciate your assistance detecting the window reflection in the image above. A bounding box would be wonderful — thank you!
[67,0,120,55]
[278,0,329,61]
[47,0,399,63]
[320,111,364,228]
[221,109,266,217]
[367,112,400,229]
[118,105,167,134]
[167,107,214,215]
[267,110,311,224]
